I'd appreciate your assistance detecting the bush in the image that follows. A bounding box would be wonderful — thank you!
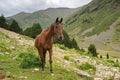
[106,53,109,59]
[79,62,96,71]
[64,54,70,60]
[88,44,98,57]
[113,62,120,67]
[19,52,41,68]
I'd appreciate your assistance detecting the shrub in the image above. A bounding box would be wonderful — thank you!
[106,53,109,59]
[19,52,41,68]
[88,44,98,57]
[79,62,96,71]
[113,62,120,67]
[64,54,70,60]
[100,55,103,58]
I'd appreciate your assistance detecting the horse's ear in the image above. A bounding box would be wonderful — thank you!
[59,18,63,23]
[56,17,59,23]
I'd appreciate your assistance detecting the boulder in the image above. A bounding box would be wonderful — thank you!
[77,71,91,78]
[0,73,5,79]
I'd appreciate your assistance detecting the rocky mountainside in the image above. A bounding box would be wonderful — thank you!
[65,0,120,51]
[7,8,78,30]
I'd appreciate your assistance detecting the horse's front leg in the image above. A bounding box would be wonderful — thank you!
[48,48,53,75]
[38,48,45,72]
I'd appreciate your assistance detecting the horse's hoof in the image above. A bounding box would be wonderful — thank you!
[50,73,54,76]
[41,70,45,73]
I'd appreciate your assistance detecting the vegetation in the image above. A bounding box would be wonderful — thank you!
[88,44,98,57]
[23,23,42,38]
[9,20,22,33]
[54,30,80,50]
[79,62,96,74]
[64,0,120,51]
[64,54,70,60]
[0,31,82,80]
[0,14,9,29]
[106,53,109,59]
[18,52,42,68]
[0,15,22,33]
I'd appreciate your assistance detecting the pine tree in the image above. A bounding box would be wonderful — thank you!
[54,30,80,50]
[9,20,22,33]
[71,38,79,50]
[88,44,98,57]
[23,23,42,38]
[0,14,8,29]
[106,53,109,59]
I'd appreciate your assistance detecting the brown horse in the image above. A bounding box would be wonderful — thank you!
[35,17,64,75]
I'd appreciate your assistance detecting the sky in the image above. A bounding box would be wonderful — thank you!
[0,0,92,17]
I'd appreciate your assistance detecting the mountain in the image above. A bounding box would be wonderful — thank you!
[65,0,120,51]
[7,8,78,30]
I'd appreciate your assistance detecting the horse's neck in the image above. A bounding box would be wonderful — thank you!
[45,25,54,42]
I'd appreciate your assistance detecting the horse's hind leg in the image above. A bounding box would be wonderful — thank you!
[43,50,46,67]
[38,48,45,72]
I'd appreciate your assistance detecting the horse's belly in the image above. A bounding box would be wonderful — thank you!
[44,43,52,50]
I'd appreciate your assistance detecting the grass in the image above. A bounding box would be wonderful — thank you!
[0,30,120,80]
[112,17,120,44]
[0,32,83,80]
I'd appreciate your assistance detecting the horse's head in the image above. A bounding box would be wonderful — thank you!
[53,17,64,41]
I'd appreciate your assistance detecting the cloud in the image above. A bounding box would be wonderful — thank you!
[0,0,92,17]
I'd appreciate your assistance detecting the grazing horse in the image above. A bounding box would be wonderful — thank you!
[35,17,64,75]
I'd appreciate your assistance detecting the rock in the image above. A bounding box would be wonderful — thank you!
[114,72,120,79]
[0,73,5,79]
[11,46,16,50]
[6,71,12,78]
[4,52,10,55]
[34,68,39,72]
[19,76,27,79]
[77,71,91,78]
[94,78,103,80]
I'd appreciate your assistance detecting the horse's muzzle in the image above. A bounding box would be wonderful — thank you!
[58,36,64,41]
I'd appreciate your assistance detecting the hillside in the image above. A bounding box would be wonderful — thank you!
[7,8,78,30]
[65,0,120,51]
[0,28,120,80]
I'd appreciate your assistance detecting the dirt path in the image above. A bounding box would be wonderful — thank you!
[0,28,34,46]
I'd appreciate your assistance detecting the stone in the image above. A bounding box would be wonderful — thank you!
[11,46,16,50]
[77,71,91,78]
[94,78,103,80]
[4,52,10,55]
[34,68,39,72]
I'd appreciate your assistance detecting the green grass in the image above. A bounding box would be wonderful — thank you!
[112,17,120,44]
[0,32,83,80]
[0,30,120,80]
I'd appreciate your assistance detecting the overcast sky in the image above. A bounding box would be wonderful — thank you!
[0,0,92,17]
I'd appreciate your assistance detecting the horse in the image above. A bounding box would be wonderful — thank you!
[35,17,64,75]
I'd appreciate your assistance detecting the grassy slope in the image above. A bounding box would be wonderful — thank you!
[0,28,120,80]
[112,17,120,44]
[65,0,120,37]
[0,29,82,80]
[8,8,77,30]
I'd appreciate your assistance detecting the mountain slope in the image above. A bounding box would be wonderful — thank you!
[8,8,78,29]
[0,28,120,80]
[65,0,120,51]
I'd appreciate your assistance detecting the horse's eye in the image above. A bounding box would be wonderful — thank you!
[56,26,58,28]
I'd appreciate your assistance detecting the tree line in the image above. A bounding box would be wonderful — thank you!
[0,14,80,50]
